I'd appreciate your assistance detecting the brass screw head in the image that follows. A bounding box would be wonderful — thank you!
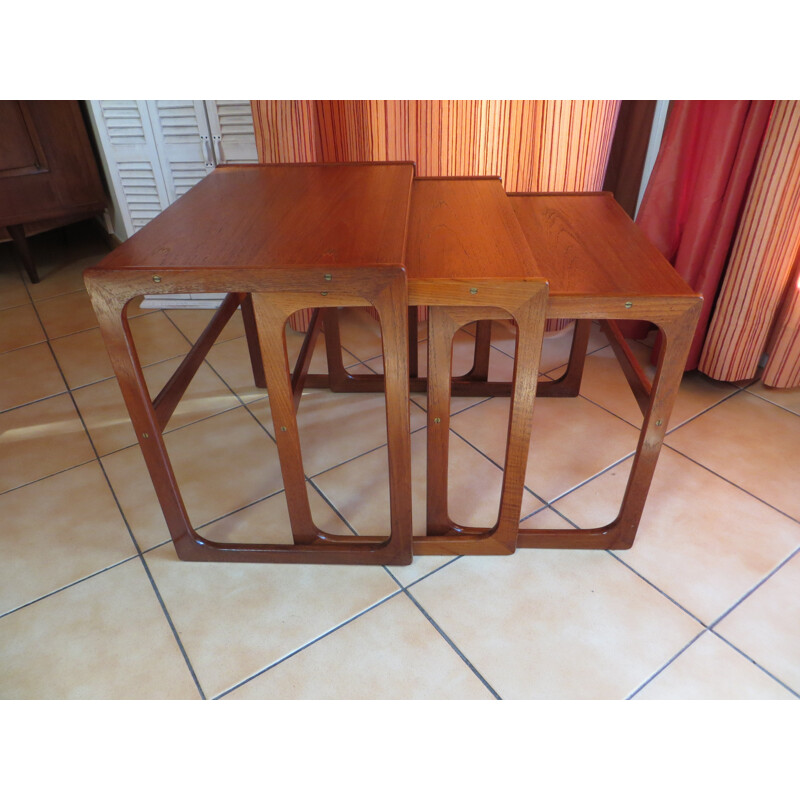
[624,301,633,308]
[153,276,162,283]
[321,291,328,296]
[142,432,149,439]
[655,419,663,427]
[434,417,441,424]
[280,425,287,432]
[324,274,332,281]
[470,287,478,295]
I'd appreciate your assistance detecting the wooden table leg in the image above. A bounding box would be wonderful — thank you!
[517,302,702,550]
[536,319,592,398]
[239,293,267,388]
[410,280,548,556]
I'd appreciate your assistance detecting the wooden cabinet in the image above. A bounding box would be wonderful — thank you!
[0,101,107,282]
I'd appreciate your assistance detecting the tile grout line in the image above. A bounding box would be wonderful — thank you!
[707,544,800,630]
[0,553,142,622]
[0,457,100,499]
[159,310,280,445]
[661,443,800,527]
[212,588,405,699]
[624,629,708,700]
[740,386,800,419]
[548,500,711,628]
[707,629,800,699]
[447,425,550,507]
[402,586,502,699]
[20,293,207,700]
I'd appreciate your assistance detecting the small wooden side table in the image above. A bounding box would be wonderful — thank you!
[85,162,417,565]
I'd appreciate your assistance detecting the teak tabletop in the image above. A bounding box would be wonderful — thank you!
[85,162,701,564]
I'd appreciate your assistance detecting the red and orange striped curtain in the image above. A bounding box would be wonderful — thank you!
[251,100,619,192]
[700,101,800,388]
[250,99,620,330]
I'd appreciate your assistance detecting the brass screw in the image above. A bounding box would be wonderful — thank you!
[434,417,441,424]
[280,425,287,432]
[324,274,332,281]
[655,419,663,427]
[153,276,162,283]
[142,433,149,439]
[470,287,478,295]
[624,301,633,308]
[321,291,328,296]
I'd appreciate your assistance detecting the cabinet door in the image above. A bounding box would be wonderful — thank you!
[87,100,170,238]
[205,101,259,164]
[146,101,215,204]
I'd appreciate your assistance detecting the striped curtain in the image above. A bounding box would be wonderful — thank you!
[252,100,619,190]
[700,101,800,388]
[251,100,620,332]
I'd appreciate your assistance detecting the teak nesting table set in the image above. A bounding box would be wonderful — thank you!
[85,162,701,566]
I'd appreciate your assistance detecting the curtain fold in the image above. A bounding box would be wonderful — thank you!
[251,99,621,332]
[630,100,774,367]
[700,100,800,388]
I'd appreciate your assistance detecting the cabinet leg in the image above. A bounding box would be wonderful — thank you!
[8,225,39,284]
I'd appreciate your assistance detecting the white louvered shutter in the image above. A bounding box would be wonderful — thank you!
[146,101,215,204]
[87,100,170,238]
[205,101,259,164]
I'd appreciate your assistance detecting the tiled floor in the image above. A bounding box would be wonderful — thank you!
[1,222,799,700]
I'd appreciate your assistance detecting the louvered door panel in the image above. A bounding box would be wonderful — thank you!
[146,100,214,204]
[205,100,258,163]
[99,100,147,144]
[87,101,170,238]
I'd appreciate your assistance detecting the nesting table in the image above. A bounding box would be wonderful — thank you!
[85,162,701,565]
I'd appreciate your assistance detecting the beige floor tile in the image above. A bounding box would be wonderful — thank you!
[492,319,608,372]
[204,337,268,402]
[165,308,246,344]
[0,462,136,615]
[313,428,544,585]
[408,540,703,699]
[0,559,200,699]
[0,304,45,354]
[102,407,284,551]
[206,323,355,403]
[0,394,95,493]
[34,290,101,338]
[746,381,800,416]
[224,592,493,699]
[199,482,353,546]
[25,258,91,300]
[715,552,800,694]
[144,542,400,697]
[22,224,110,301]
[50,312,189,389]
[49,327,113,388]
[667,392,800,521]
[554,448,800,624]
[73,357,239,456]
[0,266,30,310]
[575,344,738,430]
[334,307,386,362]
[451,394,639,502]
[0,342,65,411]
[313,426,545,536]
[634,632,794,700]
[101,446,171,550]
[249,385,427,477]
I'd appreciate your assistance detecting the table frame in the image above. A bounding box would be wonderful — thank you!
[84,264,415,565]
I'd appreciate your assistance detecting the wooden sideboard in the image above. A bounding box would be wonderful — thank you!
[0,100,107,282]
